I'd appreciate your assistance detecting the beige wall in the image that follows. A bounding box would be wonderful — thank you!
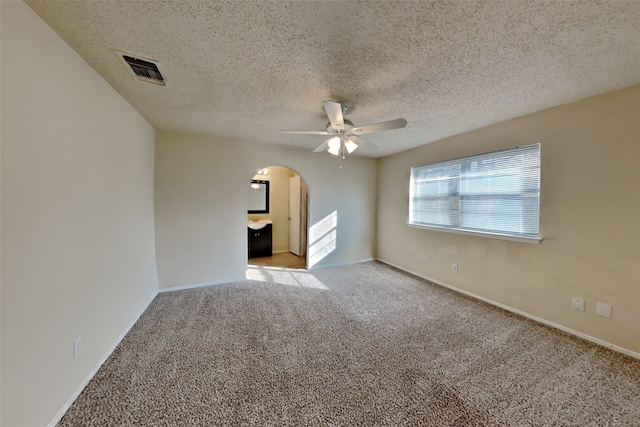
[1,2,159,426]
[155,131,377,289]
[377,85,640,354]
[248,166,296,253]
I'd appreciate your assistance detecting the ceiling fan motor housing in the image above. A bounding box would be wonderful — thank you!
[327,119,355,134]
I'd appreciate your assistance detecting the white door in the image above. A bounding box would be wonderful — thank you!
[289,175,301,255]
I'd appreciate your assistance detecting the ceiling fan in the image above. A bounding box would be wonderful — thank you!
[279,101,407,167]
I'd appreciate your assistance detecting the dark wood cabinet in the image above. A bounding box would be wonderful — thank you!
[248,223,272,258]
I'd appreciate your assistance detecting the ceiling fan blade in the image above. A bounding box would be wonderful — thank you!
[349,135,378,150]
[323,101,344,128]
[279,130,331,135]
[351,118,407,135]
[313,138,332,153]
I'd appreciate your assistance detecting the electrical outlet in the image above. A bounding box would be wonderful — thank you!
[571,297,585,312]
[452,264,458,273]
[596,302,612,318]
[73,336,82,358]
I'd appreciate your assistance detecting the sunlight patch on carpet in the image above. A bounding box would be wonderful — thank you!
[246,265,329,290]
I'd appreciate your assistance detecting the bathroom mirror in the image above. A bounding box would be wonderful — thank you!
[248,180,269,213]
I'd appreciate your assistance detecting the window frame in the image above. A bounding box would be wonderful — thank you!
[408,144,542,244]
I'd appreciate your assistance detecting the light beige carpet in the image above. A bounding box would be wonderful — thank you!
[58,262,640,426]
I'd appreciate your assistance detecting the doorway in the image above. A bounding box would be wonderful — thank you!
[247,166,309,269]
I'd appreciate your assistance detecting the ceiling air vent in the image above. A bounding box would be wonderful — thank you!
[118,52,166,86]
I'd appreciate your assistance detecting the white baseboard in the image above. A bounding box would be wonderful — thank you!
[47,291,158,427]
[376,258,640,361]
[158,277,245,293]
[310,258,375,270]
[272,250,290,254]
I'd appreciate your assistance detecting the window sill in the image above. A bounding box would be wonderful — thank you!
[407,223,542,244]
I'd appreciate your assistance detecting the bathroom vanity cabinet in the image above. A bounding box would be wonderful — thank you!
[248,221,272,258]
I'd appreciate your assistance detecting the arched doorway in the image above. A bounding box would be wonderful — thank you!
[246,165,309,269]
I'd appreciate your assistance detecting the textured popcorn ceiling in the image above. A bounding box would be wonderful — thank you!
[26,1,640,158]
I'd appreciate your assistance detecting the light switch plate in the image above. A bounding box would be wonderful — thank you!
[596,302,612,318]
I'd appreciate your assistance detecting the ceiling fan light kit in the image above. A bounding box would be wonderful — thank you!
[327,137,341,155]
[344,139,358,154]
[279,101,407,169]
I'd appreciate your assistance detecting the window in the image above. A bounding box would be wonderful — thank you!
[409,143,541,242]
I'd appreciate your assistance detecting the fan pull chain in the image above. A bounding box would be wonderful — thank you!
[337,139,346,169]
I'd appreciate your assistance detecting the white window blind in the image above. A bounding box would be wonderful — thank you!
[409,143,541,240]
